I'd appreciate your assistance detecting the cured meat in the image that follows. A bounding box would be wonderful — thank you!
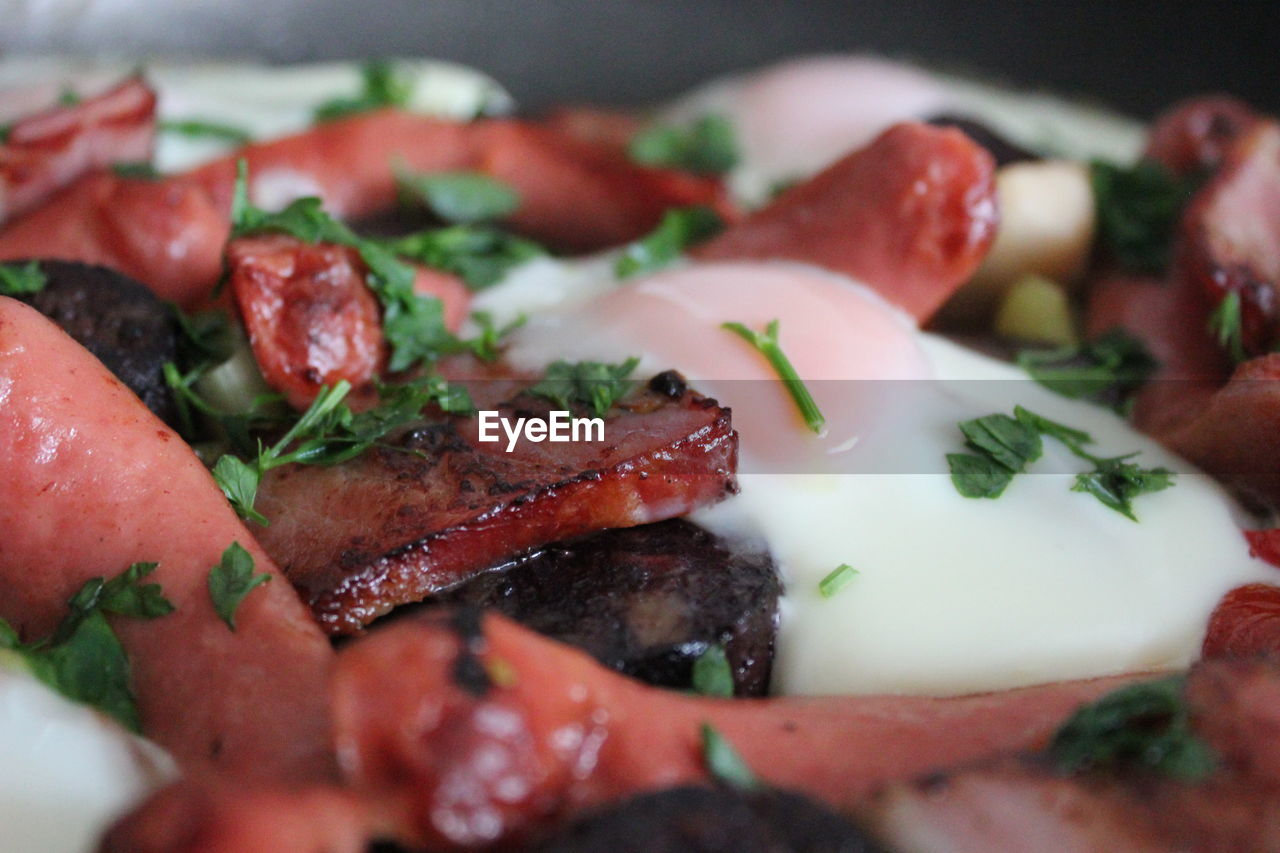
[0,76,156,224]
[0,115,734,307]
[0,297,334,780]
[1160,354,1280,507]
[327,609,1145,849]
[861,658,1280,852]
[255,381,738,634]
[532,785,886,853]
[1204,583,1280,658]
[693,122,998,323]
[1145,95,1259,177]
[1180,121,1280,358]
[225,234,469,409]
[926,114,1039,167]
[11,259,179,426]
[1084,273,1232,438]
[439,519,780,695]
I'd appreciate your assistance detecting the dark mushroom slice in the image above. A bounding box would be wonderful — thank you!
[10,259,180,426]
[532,785,887,853]
[439,519,780,696]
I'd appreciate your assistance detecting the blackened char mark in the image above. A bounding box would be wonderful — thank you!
[441,519,779,696]
[926,114,1038,167]
[532,786,887,853]
[12,259,179,426]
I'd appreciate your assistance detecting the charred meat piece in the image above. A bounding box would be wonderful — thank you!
[1145,95,1259,177]
[533,786,886,853]
[255,381,738,634]
[926,113,1038,167]
[440,520,779,696]
[11,259,179,426]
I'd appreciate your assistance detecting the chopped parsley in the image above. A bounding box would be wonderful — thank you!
[629,114,739,175]
[0,260,47,296]
[0,562,174,731]
[212,376,473,524]
[1090,159,1198,274]
[1017,329,1157,413]
[1208,290,1247,364]
[163,306,237,440]
[464,311,526,363]
[615,206,723,279]
[721,319,825,434]
[314,60,414,122]
[947,406,1175,520]
[231,160,456,371]
[58,87,81,106]
[691,645,734,698]
[818,564,860,598]
[397,170,521,224]
[700,722,761,790]
[159,118,253,145]
[110,161,162,179]
[1049,674,1215,782]
[388,225,545,291]
[528,358,640,417]
[207,542,272,632]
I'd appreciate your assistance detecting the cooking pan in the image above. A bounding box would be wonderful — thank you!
[1,0,1277,116]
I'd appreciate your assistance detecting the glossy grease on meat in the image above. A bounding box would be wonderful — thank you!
[441,520,779,695]
[13,259,179,426]
[533,786,887,853]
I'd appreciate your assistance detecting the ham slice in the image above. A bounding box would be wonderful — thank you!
[0,296,334,780]
[254,381,738,634]
[0,76,156,225]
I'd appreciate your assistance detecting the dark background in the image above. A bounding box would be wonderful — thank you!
[3,0,1278,117]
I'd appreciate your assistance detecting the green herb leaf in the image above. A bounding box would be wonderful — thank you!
[949,406,1174,520]
[1072,456,1175,522]
[212,454,266,525]
[1208,290,1247,364]
[630,115,739,175]
[691,645,735,698]
[1017,329,1157,412]
[464,311,526,362]
[947,453,1017,498]
[1049,674,1216,782]
[700,722,761,790]
[111,161,162,179]
[528,358,640,417]
[159,118,253,145]
[5,562,174,731]
[1091,160,1197,274]
[389,225,545,291]
[615,206,723,279]
[722,319,825,433]
[314,60,414,122]
[0,260,47,296]
[958,413,1043,472]
[58,87,81,106]
[397,170,521,224]
[207,542,272,632]
[818,563,860,598]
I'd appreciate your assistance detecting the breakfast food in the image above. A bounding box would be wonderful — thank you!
[2,54,1280,851]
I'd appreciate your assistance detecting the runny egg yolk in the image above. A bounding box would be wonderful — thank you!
[502,261,1275,697]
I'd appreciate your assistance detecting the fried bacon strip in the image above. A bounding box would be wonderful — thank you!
[861,657,1280,852]
[694,122,998,323]
[254,381,738,634]
[0,114,733,307]
[0,297,334,780]
[0,76,157,225]
[325,610,1143,849]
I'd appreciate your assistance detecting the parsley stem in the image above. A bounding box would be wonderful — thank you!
[818,564,859,598]
[721,319,825,433]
